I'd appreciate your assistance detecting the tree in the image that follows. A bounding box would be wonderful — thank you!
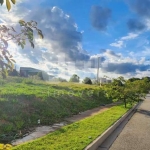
[127,77,140,82]
[0,0,44,79]
[104,77,127,107]
[104,76,148,108]
[142,76,150,83]
[0,20,43,78]
[69,74,80,82]
[82,77,92,84]
[0,0,16,11]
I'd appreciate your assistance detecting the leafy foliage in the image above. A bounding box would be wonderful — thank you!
[128,77,140,82]
[82,77,92,84]
[0,77,110,143]
[0,143,12,150]
[104,76,150,108]
[0,0,16,11]
[69,74,80,82]
[0,20,44,78]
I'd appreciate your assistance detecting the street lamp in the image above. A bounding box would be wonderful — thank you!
[97,56,100,85]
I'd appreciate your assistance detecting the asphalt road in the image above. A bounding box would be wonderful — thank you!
[108,95,150,150]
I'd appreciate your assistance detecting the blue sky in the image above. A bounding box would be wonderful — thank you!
[1,0,150,80]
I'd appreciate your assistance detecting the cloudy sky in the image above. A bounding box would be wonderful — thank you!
[1,0,150,80]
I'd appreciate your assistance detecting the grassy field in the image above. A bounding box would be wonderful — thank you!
[0,77,111,143]
[12,105,130,150]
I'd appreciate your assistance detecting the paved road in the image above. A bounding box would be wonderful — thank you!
[108,95,150,150]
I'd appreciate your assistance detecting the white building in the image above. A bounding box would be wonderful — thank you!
[99,78,112,84]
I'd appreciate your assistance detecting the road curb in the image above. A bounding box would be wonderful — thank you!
[85,102,141,150]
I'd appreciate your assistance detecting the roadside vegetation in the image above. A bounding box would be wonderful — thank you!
[12,105,130,150]
[0,75,150,146]
[1,1,149,149]
[0,76,110,143]
[103,76,150,108]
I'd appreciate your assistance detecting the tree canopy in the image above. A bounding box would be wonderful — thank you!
[104,76,149,108]
[0,20,44,78]
[0,0,44,79]
[69,74,80,82]
[82,77,92,84]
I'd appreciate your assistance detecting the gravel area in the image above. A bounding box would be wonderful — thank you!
[109,95,150,150]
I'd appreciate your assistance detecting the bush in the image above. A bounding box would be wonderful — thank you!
[82,77,92,84]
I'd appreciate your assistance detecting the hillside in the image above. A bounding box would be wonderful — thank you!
[0,77,111,143]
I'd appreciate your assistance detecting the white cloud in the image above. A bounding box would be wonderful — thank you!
[0,1,150,79]
[121,33,139,40]
[110,40,124,48]
[110,32,139,48]
[145,19,150,30]
[141,46,150,56]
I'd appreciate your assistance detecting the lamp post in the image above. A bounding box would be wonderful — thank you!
[97,56,100,85]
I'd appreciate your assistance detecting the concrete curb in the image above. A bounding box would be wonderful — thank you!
[85,102,141,150]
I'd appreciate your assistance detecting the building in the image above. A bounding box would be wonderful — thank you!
[100,78,112,84]
[91,78,112,84]
[100,78,107,84]
[20,67,54,80]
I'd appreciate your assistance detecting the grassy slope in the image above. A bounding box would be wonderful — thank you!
[0,77,111,143]
[13,105,130,150]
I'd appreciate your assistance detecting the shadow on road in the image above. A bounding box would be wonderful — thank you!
[136,109,150,117]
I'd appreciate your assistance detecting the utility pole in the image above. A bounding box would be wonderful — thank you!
[97,56,100,84]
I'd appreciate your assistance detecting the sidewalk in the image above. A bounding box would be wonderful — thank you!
[107,95,150,150]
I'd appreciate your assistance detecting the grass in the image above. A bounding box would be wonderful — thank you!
[12,105,130,150]
[0,77,111,143]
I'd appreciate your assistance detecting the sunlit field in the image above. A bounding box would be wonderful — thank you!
[0,77,111,143]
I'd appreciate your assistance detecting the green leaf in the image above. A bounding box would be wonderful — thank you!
[19,20,25,24]
[11,0,16,4]
[38,31,44,39]
[0,0,4,5]
[20,43,24,49]
[19,20,25,26]
[6,0,11,11]
[27,22,32,26]
[27,32,33,41]
[27,27,33,33]
[18,42,24,49]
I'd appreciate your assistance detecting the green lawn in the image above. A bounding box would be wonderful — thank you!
[13,105,130,150]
